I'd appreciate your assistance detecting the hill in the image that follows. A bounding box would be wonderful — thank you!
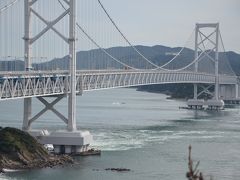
[0,127,73,171]
[1,45,240,75]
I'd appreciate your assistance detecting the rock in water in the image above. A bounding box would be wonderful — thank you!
[0,127,73,170]
[105,168,131,172]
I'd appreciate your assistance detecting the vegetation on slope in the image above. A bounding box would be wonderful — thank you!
[137,84,214,99]
[0,127,73,170]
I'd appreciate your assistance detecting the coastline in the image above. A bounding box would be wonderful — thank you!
[0,127,74,172]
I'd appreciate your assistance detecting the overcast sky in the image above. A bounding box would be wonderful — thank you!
[0,0,239,59]
[100,0,240,53]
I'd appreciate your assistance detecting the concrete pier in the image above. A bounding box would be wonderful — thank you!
[205,99,224,110]
[29,130,93,154]
[186,99,225,110]
[187,99,204,110]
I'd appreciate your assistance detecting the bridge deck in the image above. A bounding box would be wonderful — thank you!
[0,70,237,100]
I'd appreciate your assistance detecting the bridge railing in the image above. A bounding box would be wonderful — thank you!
[0,70,236,100]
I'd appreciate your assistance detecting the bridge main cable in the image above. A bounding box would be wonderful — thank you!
[59,0,197,72]
[97,0,198,72]
[97,0,160,69]
[58,0,138,70]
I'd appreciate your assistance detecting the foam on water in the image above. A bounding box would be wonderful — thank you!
[91,127,226,151]
[1,88,240,180]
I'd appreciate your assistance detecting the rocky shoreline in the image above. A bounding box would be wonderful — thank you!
[0,127,74,172]
[0,154,73,172]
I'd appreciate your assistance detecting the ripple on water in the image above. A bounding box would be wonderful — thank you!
[91,127,227,151]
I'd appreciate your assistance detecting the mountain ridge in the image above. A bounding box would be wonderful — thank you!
[1,45,239,75]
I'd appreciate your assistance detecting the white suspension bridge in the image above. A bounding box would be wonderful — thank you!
[0,0,239,154]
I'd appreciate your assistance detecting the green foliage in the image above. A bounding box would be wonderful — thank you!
[137,84,213,99]
[0,127,48,160]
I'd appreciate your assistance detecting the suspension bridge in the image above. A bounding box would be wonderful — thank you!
[0,0,239,154]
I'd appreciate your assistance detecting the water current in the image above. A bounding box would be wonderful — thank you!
[0,88,239,180]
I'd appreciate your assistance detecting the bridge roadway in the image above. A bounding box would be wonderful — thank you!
[0,70,238,100]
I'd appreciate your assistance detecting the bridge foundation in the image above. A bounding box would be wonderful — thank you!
[187,99,204,110]
[28,129,92,154]
[205,99,224,110]
[186,99,224,110]
[23,95,93,154]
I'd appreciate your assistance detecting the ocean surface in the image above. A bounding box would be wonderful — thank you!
[0,88,240,180]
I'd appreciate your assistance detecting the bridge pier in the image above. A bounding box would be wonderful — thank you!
[24,95,92,154]
[68,0,77,132]
[219,84,240,104]
[235,84,239,99]
[193,84,198,99]
[22,0,93,154]
[22,0,32,131]
[186,23,227,110]
[188,84,206,110]
[187,99,204,110]
[205,99,224,110]
[22,98,32,131]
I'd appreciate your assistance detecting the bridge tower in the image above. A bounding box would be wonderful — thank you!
[187,23,224,110]
[22,0,32,131]
[22,0,92,154]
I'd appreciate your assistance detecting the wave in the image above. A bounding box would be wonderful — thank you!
[139,125,177,131]
[2,169,23,173]
[91,127,226,151]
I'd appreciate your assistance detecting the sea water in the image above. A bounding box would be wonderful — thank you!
[0,88,240,180]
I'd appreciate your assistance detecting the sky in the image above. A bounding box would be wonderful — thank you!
[0,0,240,60]
[100,0,240,53]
